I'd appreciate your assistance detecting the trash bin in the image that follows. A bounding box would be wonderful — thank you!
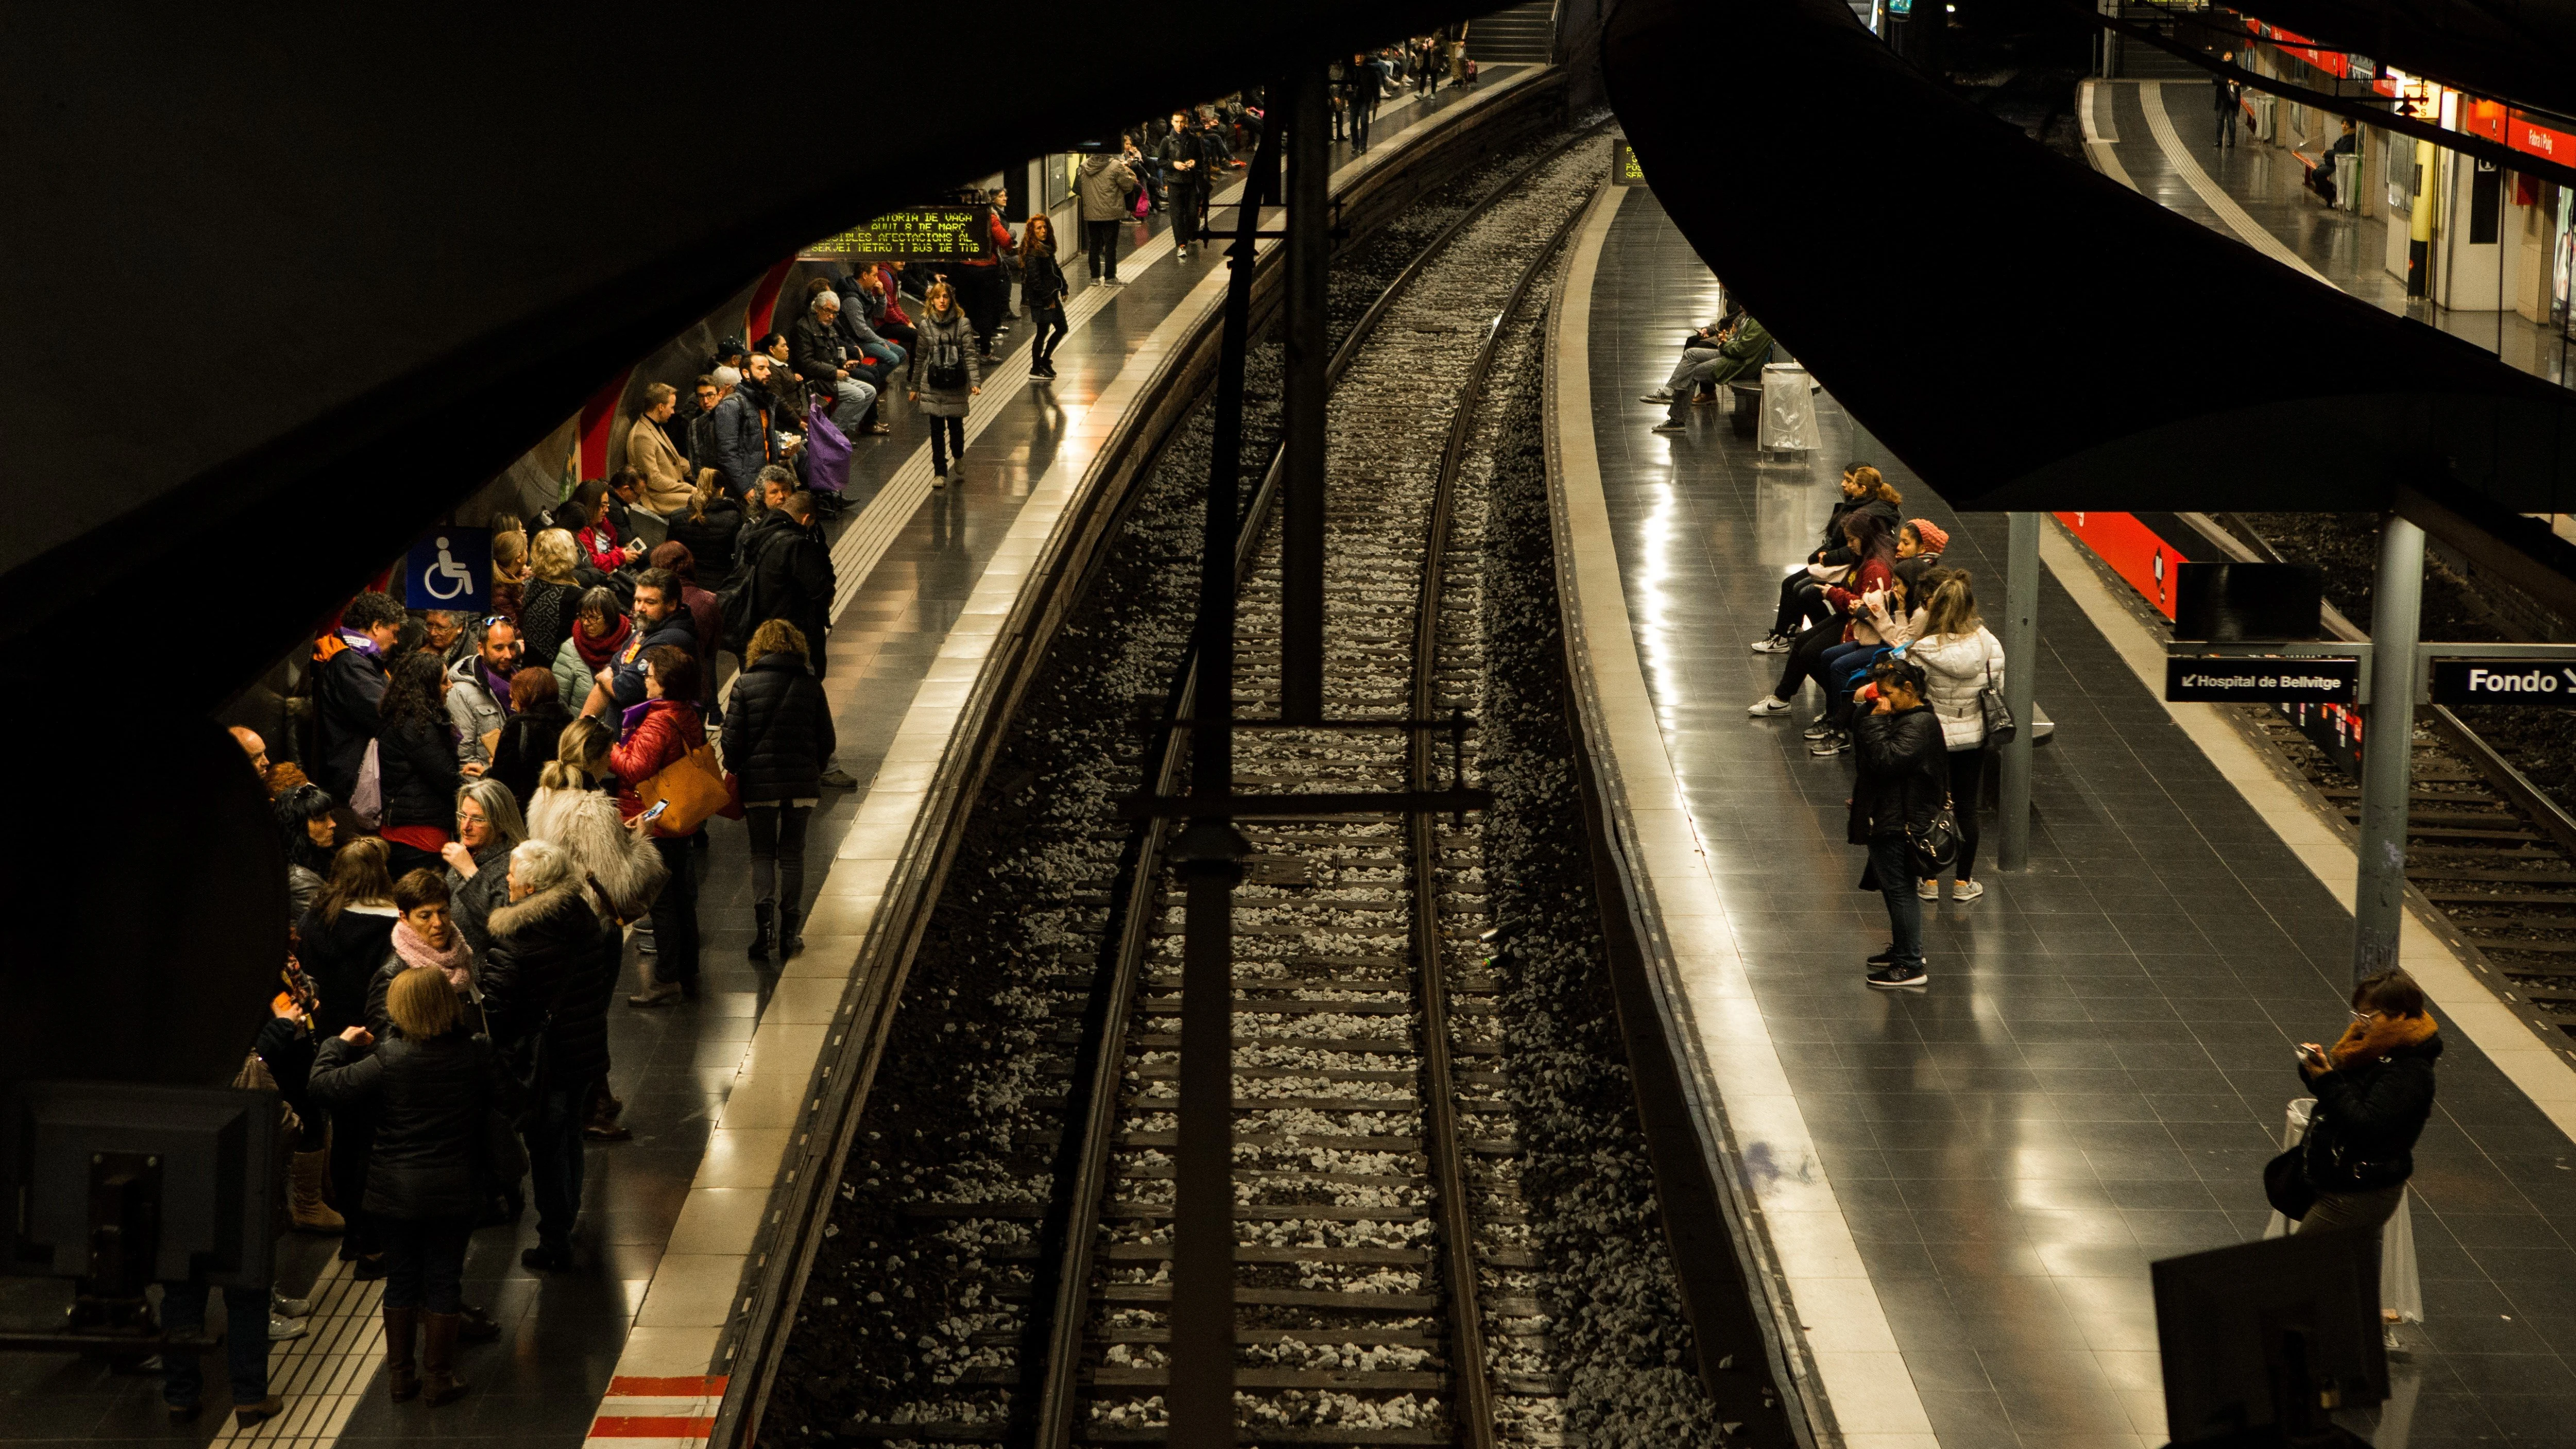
[2250,92,2276,141]
[2333,151,2360,213]
[1757,362,1817,453]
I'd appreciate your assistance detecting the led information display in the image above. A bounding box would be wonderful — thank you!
[800,208,989,261]
[1611,140,1649,186]
[2431,659,2576,707]
[2165,656,2359,704]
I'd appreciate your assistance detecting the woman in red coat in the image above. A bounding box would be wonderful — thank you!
[605,644,705,1004]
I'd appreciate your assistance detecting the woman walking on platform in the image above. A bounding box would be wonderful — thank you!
[1020,215,1071,380]
[909,280,980,487]
[1907,570,2005,903]
[2292,969,2442,1235]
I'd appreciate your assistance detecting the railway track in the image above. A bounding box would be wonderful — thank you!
[2177,513,2576,1051]
[767,124,1625,1449]
[1045,136,1606,1449]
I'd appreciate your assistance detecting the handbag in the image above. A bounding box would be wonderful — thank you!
[636,741,733,834]
[2265,1106,2320,1221]
[1977,651,2016,747]
[1900,775,1960,877]
[351,740,383,828]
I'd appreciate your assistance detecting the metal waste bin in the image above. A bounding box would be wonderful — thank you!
[2334,151,2360,212]
[1757,363,1817,453]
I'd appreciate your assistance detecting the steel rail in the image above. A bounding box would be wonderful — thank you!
[1026,118,1610,1449]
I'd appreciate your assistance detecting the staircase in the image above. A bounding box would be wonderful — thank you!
[2111,6,2219,79]
[1467,1,1556,64]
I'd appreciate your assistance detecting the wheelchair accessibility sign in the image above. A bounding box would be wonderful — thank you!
[403,526,490,613]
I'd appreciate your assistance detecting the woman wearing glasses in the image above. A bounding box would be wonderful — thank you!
[2289,968,2443,1236]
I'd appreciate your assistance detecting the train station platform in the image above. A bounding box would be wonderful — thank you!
[1549,182,2576,1446]
[2080,77,2573,388]
[0,66,1538,1449]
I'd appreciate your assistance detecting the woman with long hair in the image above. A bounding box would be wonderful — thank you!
[2291,968,2443,1236]
[526,717,663,1142]
[724,620,836,960]
[486,668,570,809]
[310,963,493,1406]
[1019,215,1071,381]
[552,587,631,707]
[295,836,399,1276]
[376,652,471,878]
[665,469,745,587]
[1907,571,2006,902]
[518,530,584,670]
[908,279,980,488]
[1750,511,1902,739]
[607,646,707,1004]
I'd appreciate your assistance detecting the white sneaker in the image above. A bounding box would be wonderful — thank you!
[1917,878,1941,901]
[268,1314,307,1342]
[1750,633,1791,654]
[271,1290,310,1318]
[1640,390,1674,404]
[1747,696,1792,717]
[1952,878,1985,902]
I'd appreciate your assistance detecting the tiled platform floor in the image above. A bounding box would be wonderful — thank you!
[1588,190,2576,1447]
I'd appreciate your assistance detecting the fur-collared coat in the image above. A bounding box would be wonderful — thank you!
[527,778,668,919]
[479,878,616,1092]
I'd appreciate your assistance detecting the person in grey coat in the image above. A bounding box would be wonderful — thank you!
[442,619,520,768]
[908,279,980,486]
[1077,147,1138,283]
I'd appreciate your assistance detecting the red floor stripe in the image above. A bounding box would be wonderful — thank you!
[607,1375,730,1396]
[590,1415,719,1438]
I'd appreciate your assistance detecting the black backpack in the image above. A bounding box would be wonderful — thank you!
[719,526,776,645]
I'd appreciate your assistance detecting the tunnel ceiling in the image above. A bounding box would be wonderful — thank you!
[0,1,1467,713]
[1604,0,2576,518]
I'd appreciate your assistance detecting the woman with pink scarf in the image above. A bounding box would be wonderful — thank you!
[367,871,479,1039]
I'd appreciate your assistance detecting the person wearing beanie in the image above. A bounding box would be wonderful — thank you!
[1895,518,1947,597]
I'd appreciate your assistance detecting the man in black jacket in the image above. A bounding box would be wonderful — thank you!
[738,490,851,788]
[1850,656,1947,987]
[583,569,697,717]
[1156,112,1206,259]
[315,591,406,799]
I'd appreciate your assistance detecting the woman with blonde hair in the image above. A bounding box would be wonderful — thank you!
[907,278,980,488]
[307,965,493,1408]
[666,468,746,587]
[1906,570,2006,902]
[625,382,694,512]
[723,619,836,959]
[517,529,584,669]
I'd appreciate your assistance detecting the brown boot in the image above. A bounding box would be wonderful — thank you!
[421,1312,470,1407]
[381,1306,420,1403]
[290,1148,345,1233]
[231,1395,284,1429]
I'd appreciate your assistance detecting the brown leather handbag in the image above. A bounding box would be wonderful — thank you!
[635,742,735,834]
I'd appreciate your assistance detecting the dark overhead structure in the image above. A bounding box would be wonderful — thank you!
[2215,0,2576,121]
[1603,0,2576,518]
[0,1,1463,723]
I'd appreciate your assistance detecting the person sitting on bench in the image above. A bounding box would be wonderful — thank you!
[1650,312,1773,434]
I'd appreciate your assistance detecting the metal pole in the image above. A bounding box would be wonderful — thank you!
[2353,514,2426,980]
[1167,117,1276,1449]
[1281,66,1331,724]
[1997,512,2041,872]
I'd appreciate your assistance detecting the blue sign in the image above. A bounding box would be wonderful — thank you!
[404,526,491,613]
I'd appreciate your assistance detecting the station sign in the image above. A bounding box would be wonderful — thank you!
[1611,140,1649,186]
[800,208,990,262]
[2165,656,2359,704]
[2431,659,2576,706]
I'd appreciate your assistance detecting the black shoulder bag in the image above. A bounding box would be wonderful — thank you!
[1977,651,2016,747]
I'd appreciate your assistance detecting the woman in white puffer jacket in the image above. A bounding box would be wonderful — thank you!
[1905,571,2005,902]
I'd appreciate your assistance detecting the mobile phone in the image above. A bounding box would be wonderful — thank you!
[637,800,670,826]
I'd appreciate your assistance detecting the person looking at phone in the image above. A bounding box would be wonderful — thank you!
[2290,969,2442,1236]
[1849,656,1945,989]
[607,646,707,1004]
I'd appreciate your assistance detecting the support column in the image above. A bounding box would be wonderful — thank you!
[1167,118,1275,1449]
[2354,515,2426,980]
[1281,66,1331,724]
[1997,512,2041,872]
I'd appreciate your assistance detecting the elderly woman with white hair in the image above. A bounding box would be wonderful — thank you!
[477,838,613,1273]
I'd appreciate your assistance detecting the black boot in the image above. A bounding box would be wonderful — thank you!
[779,907,803,960]
[749,903,774,962]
